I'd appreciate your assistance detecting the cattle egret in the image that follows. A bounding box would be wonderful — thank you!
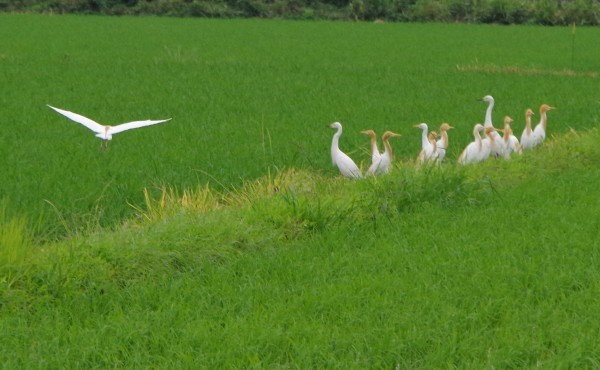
[414,123,438,165]
[458,124,485,165]
[435,123,454,163]
[48,104,171,150]
[361,129,381,166]
[501,115,522,157]
[520,108,536,150]
[481,126,499,161]
[330,122,363,179]
[530,104,556,148]
[477,95,503,157]
[366,131,401,175]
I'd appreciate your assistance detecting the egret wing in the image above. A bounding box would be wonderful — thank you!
[47,105,105,133]
[110,118,172,134]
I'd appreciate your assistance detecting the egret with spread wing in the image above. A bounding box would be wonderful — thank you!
[48,104,171,150]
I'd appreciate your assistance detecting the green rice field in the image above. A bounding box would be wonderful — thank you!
[1,14,600,367]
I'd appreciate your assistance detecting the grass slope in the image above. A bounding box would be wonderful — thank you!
[1,127,600,367]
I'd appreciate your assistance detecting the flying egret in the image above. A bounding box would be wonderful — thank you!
[414,123,438,165]
[478,95,503,157]
[48,104,171,150]
[530,104,557,148]
[501,115,522,157]
[435,123,454,163]
[520,108,536,150]
[330,122,363,179]
[361,129,381,166]
[458,124,485,165]
[366,131,401,176]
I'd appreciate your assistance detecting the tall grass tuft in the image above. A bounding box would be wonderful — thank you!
[131,184,221,223]
[0,203,35,306]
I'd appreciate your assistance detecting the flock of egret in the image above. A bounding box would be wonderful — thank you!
[46,97,555,180]
[330,95,556,178]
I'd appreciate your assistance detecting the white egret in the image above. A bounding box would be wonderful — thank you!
[435,123,454,163]
[520,108,536,150]
[458,124,485,165]
[48,104,171,150]
[361,129,381,166]
[366,131,401,175]
[479,95,495,127]
[481,126,499,161]
[478,95,503,157]
[530,104,557,148]
[330,122,363,179]
[501,115,522,157]
[414,123,438,165]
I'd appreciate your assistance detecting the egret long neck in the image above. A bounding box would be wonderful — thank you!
[525,114,532,134]
[484,101,494,127]
[331,128,342,164]
[383,137,393,161]
[420,128,429,150]
[503,127,512,143]
[541,110,548,131]
[370,136,379,156]
[441,131,449,149]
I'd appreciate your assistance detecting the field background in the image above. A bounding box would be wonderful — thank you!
[1,14,599,238]
[1,14,600,367]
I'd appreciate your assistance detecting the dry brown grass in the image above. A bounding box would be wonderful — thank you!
[456,63,599,78]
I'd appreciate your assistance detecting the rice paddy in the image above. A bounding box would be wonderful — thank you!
[1,14,600,367]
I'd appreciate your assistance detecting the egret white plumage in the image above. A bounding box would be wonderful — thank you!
[435,123,454,163]
[458,124,485,165]
[501,115,522,157]
[414,123,438,165]
[361,129,381,166]
[530,104,556,148]
[481,126,499,161]
[330,122,363,179]
[48,104,171,150]
[520,108,536,150]
[478,95,503,157]
[366,131,401,176]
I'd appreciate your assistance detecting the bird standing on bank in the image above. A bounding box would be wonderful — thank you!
[478,95,503,157]
[47,104,171,150]
[501,115,522,157]
[361,129,381,166]
[530,104,557,148]
[436,123,454,163]
[481,126,499,161]
[520,108,536,150]
[414,123,438,165]
[330,121,363,179]
[366,131,401,175]
[458,123,485,165]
